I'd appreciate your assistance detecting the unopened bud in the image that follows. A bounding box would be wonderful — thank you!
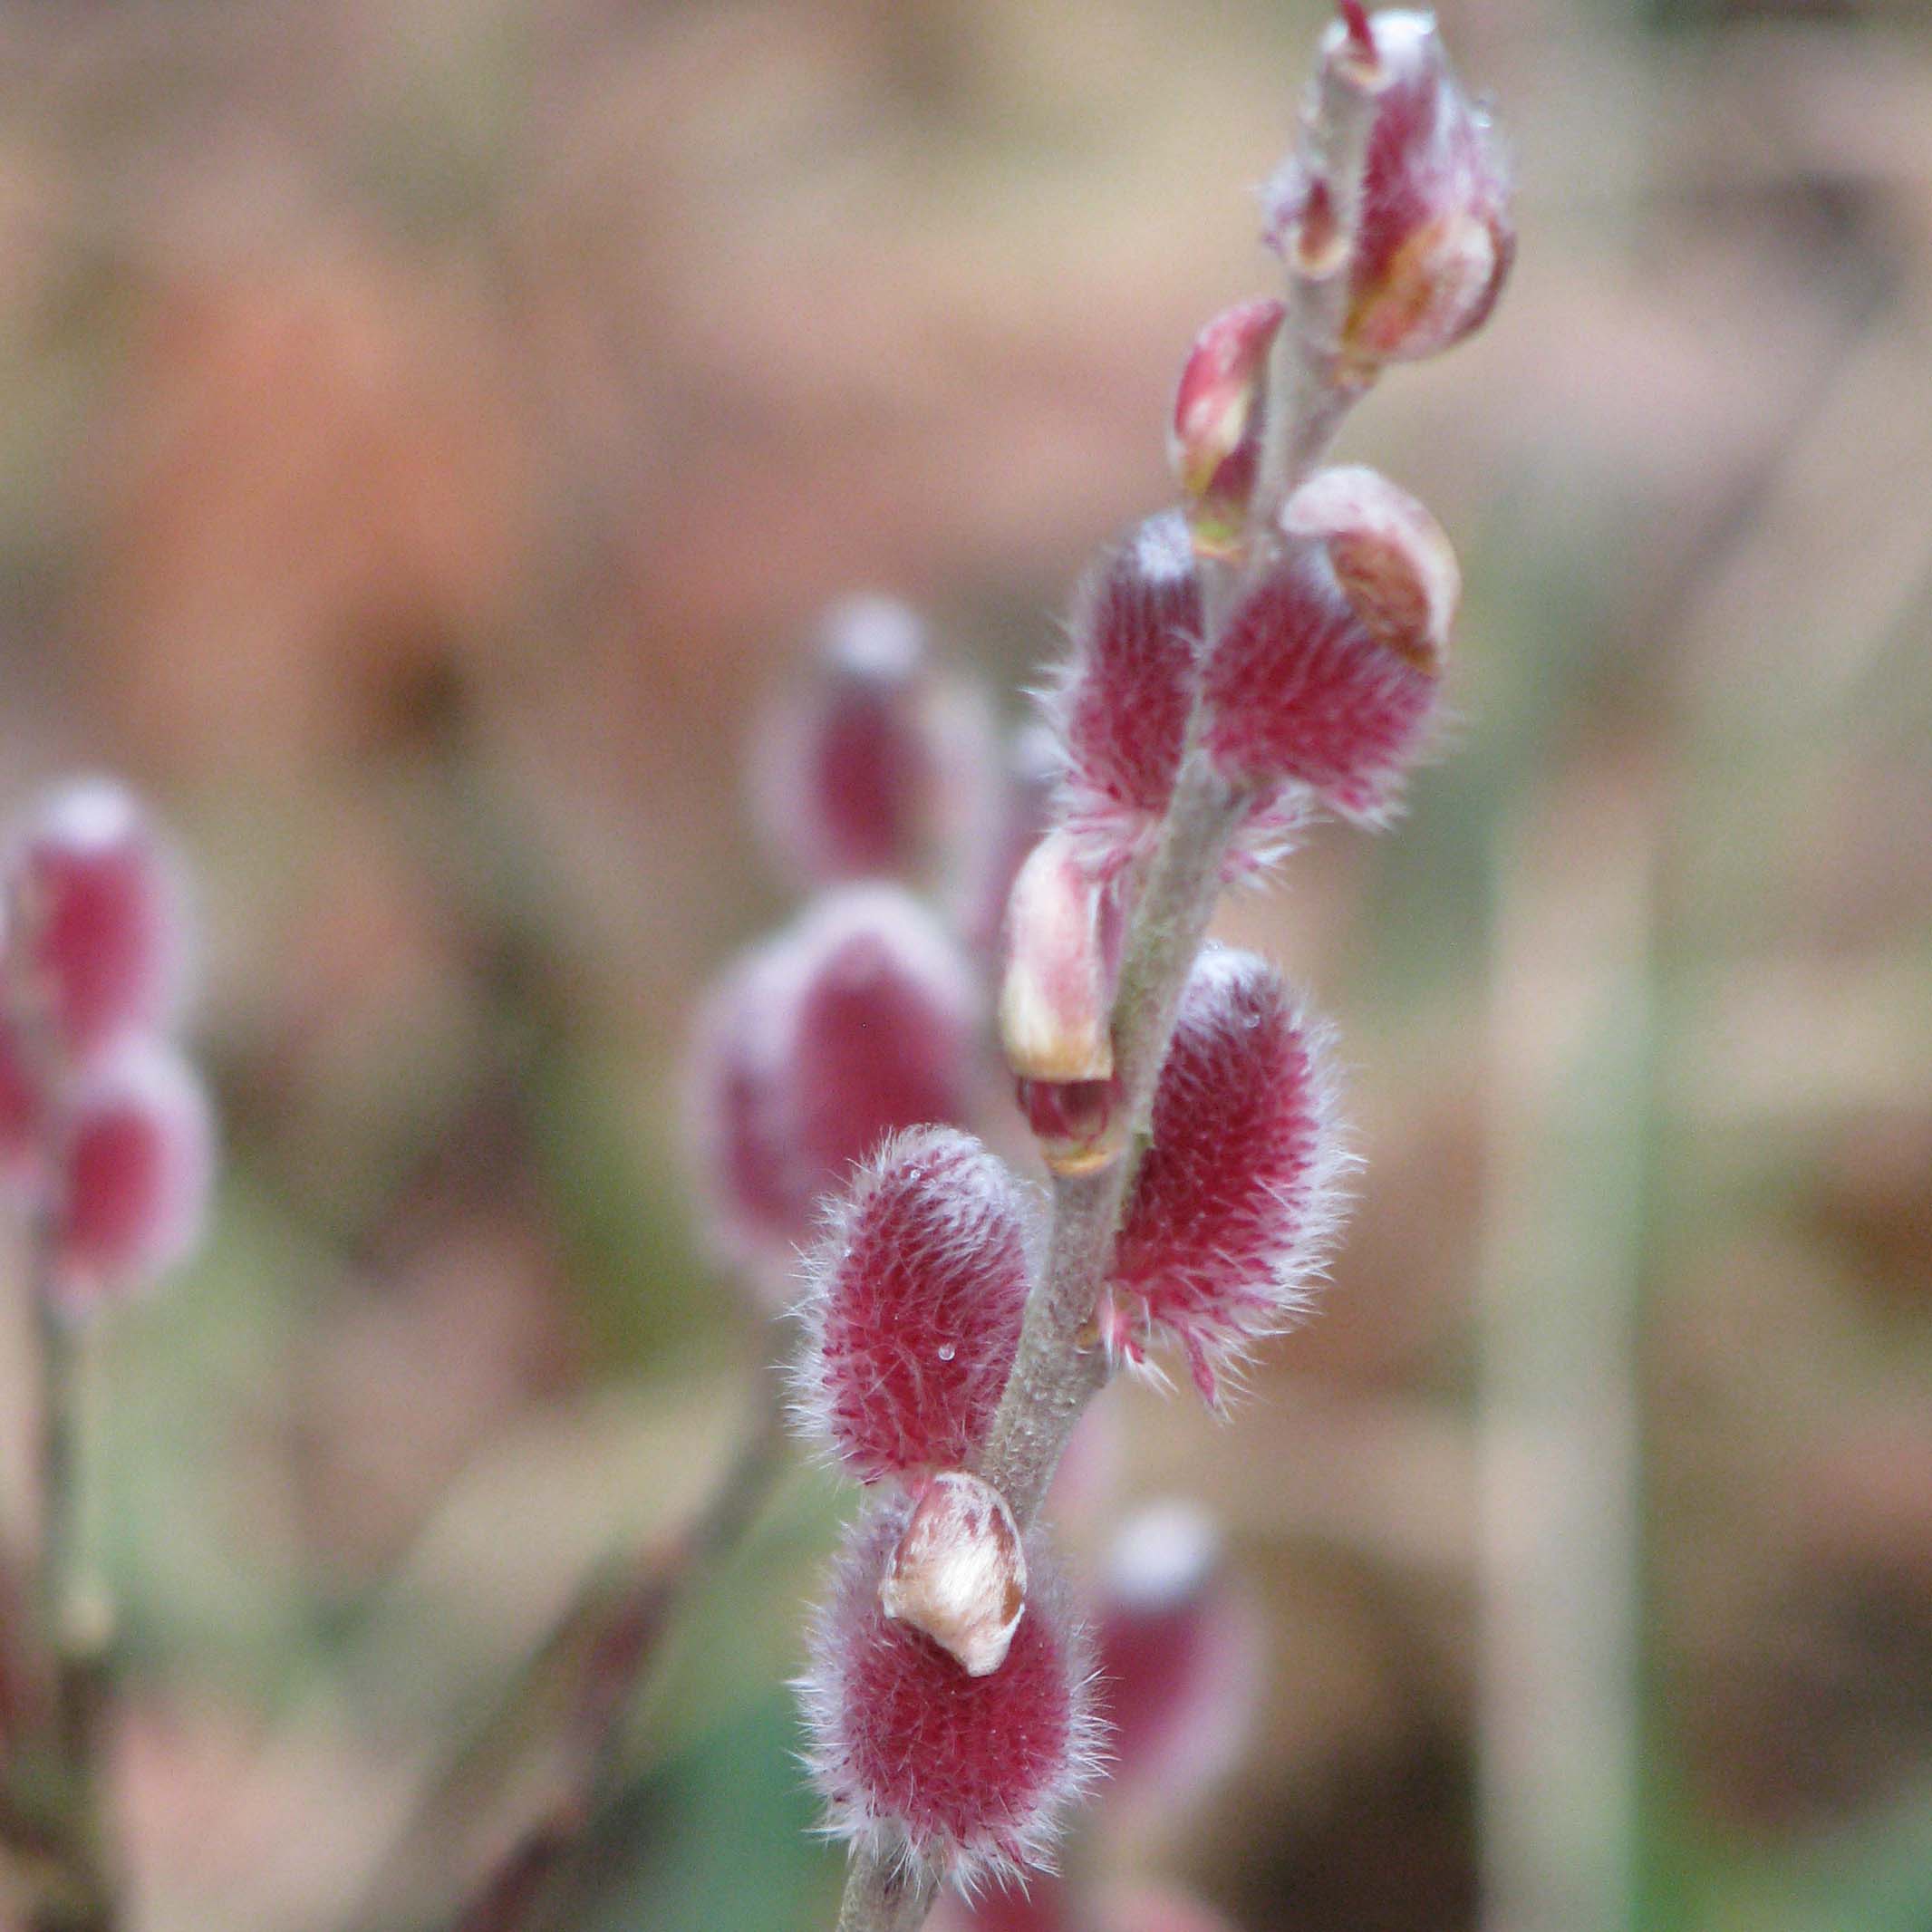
[5,778,185,1065]
[882,1472,1027,1677]
[1284,462,1459,671]
[999,832,1113,1087]
[800,1498,1103,1886]
[50,1040,214,1317]
[1168,298,1285,563]
[1266,9,1514,370]
[1203,466,1458,823]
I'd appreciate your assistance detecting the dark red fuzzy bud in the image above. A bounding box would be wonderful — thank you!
[1094,1503,1259,1811]
[1266,9,1514,370]
[1046,512,1202,867]
[1202,466,1458,824]
[1106,949,1345,1404]
[5,778,185,1065]
[793,1127,1034,1483]
[1169,298,1285,564]
[799,1496,1104,1886]
[687,887,981,1293]
[754,595,996,888]
[933,1878,1234,1932]
[49,1041,214,1316]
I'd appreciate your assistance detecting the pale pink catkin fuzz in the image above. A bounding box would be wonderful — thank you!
[792,1126,1034,1483]
[799,1496,1105,1888]
[1045,511,1202,870]
[1106,947,1348,1404]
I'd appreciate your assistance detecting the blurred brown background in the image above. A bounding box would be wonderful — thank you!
[2,0,1930,1928]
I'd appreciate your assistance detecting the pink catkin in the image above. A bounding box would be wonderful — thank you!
[1345,14,1514,362]
[51,1040,214,1315]
[794,1126,1032,1483]
[1047,512,1202,865]
[6,778,184,1064]
[800,1498,1104,1886]
[1107,948,1346,1403]
[1202,546,1440,824]
[688,886,981,1289]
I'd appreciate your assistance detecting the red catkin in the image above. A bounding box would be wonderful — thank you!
[799,1497,1104,1886]
[793,1126,1033,1483]
[49,1040,214,1316]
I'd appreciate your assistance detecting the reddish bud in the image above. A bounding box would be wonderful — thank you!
[752,595,993,887]
[882,1471,1028,1677]
[793,1127,1033,1483]
[1202,467,1458,824]
[1094,1503,1260,1811]
[1014,1073,1125,1182]
[1267,10,1514,369]
[5,778,185,1065]
[1045,512,1202,867]
[800,1497,1104,1886]
[1000,832,1113,1087]
[1168,298,1285,563]
[1106,949,1345,1405]
[688,887,981,1290]
[49,1041,214,1316]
